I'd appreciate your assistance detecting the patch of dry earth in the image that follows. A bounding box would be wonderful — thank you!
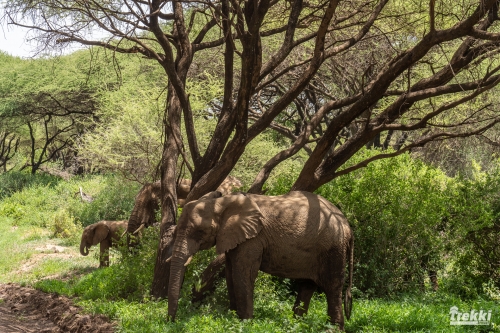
[0,284,115,333]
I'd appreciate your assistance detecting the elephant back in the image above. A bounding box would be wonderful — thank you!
[249,191,348,250]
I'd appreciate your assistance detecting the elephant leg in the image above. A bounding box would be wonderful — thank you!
[99,240,111,268]
[324,284,344,330]
[227,242,262,319]
[292,279,317,317]
[191,254,226,303]
[225,253,237,312]
[320,251,346,330]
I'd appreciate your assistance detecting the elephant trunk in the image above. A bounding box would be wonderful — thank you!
[167,256,187,321]
[167,231,190,321]
[126,210,143,249]
[80,242,89,256]
[127,181,161,250]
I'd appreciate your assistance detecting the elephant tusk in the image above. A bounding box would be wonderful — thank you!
[120,230,127,239]
[133,224,145,235]
[165,255,191,265]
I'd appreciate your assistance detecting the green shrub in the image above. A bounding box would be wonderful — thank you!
[0,173,139,228]
[50,209,81,244]
[266,151,500,299]
[0,184,60,227]
[0,171,61,199]
[443,162,500,297]
[71,176,140,227]
[327,152,454,296]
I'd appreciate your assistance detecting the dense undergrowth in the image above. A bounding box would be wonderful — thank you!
[0,152,499,332]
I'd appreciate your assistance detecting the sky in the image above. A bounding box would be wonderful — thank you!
[0,21,37,58]
[0,7,105,58]
[0,21,87,58]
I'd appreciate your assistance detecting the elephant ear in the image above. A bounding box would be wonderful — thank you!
[216,194,263,254]
[92,222,110,245]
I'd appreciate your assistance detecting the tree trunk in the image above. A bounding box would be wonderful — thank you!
[150,83,182,298]
[429,270,438,291]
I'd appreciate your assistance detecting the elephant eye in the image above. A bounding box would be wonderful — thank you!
[190,229,205,242]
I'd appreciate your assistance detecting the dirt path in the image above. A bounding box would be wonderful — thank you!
[0,284,115,333]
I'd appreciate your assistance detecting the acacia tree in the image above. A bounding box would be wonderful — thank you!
[2,91,97,174]
[5,0,500,297]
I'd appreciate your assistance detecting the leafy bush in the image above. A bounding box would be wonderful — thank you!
[443,162,500,298]
[320,151,455,296]
[51,209,81,244]
[0,173,139,228]
[0,184,61,227]
[71,176,140,227]
[0,171,61,199]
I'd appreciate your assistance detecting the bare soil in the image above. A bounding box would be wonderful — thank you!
[0,284,115,333]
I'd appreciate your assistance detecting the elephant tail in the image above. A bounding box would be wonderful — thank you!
[344,234,353,320]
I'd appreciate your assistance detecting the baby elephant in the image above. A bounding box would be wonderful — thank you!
[79,220,127,267]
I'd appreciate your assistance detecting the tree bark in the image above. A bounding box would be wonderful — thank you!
[151,83,183,298]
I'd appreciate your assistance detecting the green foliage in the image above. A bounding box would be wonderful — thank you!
[79,52,166,182]
[268,149,456,297]
[0,51,101,164]
[0,171,61,199]
[73,282,500,332]
[2,167,500,332]
[51,209,81,244]
[269,149,500,299]
[72,176,140,227]
[0,173,139,228]
[233,133,307,190]
[319,150,455,296]
[443,162,500,298]
[349,292,499,333]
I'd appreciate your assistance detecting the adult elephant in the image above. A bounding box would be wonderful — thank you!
[80,220,128,267]
[126,181,161,247]
[167,191,354,330]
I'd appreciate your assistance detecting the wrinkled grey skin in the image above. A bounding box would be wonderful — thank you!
[167,191,354,330]
[126,176,243,243]
[80,220,128,267]
[126,182,161,247]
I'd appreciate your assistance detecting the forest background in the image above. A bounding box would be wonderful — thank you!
[1,0,500,331]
